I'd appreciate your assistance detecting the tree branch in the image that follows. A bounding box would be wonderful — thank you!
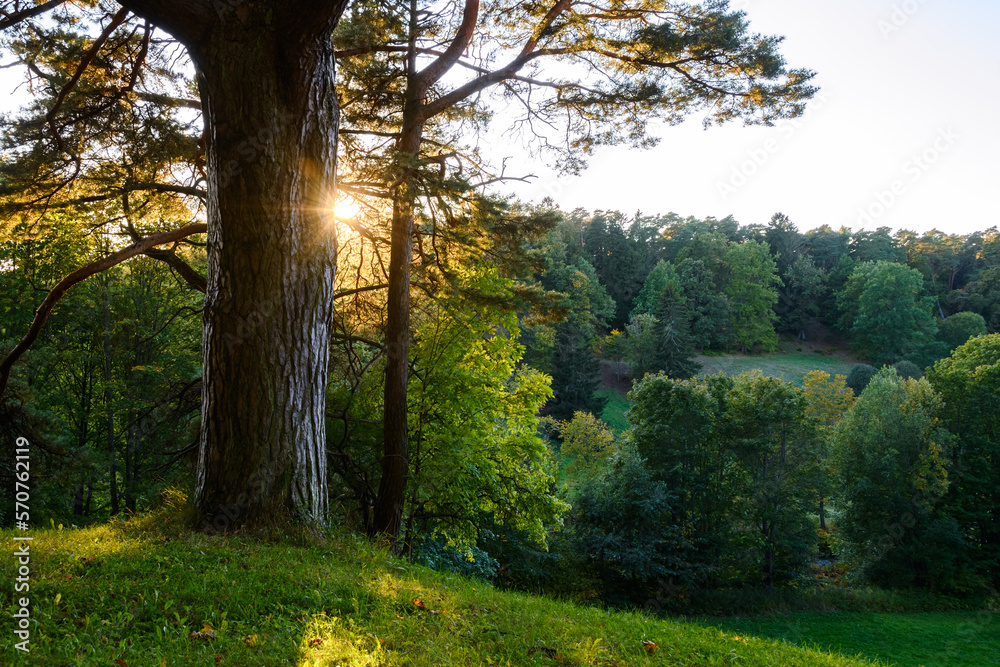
[0,0,66,31]
[414,0,479,93]
[334,283,389,300]
[0,223,207,401]
[420,0,571,119]
[45,7,131,152]
[114,0,213,46]
[142,247,207,292]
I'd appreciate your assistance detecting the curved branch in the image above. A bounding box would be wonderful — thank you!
[0,223,207,401]
[415,0,479,93]
[142,247,207,292]
[0,0,67,31]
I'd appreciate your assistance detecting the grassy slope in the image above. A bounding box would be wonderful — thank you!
[0,524,881,667]
[598,345,858,429]
[694,351,857,388]
[702,611,1000,667]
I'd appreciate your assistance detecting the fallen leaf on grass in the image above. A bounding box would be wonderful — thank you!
[308,638,323,648]
[642,640,658,653]
[242,634,259,647]
[189,624,216,642]
[413,598,425,608]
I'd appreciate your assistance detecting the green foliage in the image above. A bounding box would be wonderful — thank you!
[569,445,679,601]
[626,371,822,590]
[724,241,782,352]
[677,257,733,350]
[407,265,567,549]
[937,311,987,351]
[652,281,702,378]
[526,231,612,420]
[632,259,681,315]
[890,359,923,380]
[721,372,823,587]
[802,370,855,428]
[621,313,660,379]
[968,265,1000,332]
[554,411,616,479]
[837,261,936,362]
[832,368,957,590]
[778,254,827,338]
[845,364,878,397]
[926,334,1000,589]
[0,223,202,527]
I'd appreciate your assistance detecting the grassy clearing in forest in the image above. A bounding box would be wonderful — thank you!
[1,521,888,667]
[596,387,630,433]
[695,350,857,387]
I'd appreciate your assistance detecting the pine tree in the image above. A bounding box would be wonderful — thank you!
[652,282,701,379]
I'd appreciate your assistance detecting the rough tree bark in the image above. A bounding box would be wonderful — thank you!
[117,0,351,528]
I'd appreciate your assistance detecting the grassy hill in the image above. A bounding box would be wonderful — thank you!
[598,343,858,431]
[695,338,859,388]
[1,518,888,667]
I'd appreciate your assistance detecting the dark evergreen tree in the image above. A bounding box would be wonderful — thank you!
[653,282,701,379]
[548,316,607,421]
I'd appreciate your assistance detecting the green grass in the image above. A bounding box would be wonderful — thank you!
[698,611,1000,667]
[596,387,630,433]
[1,519,887,666]
[696,351,857,387]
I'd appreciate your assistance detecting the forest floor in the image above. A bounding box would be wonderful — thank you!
[0,520,899,667]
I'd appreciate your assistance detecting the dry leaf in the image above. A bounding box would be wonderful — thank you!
[189,630,216,641]
[642,640,658,653]
[308,638,323,647]
[242,635,259,647]
[413,598,425,608]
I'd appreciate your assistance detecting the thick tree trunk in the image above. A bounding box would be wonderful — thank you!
[99,1,346,529]
[183,12,342,530]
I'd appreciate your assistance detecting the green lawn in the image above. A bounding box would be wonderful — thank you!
[596,350,857,431]
[1,519,885,666]
[696,351,857,387]
[699,611,999,667]
[596,386,630,432]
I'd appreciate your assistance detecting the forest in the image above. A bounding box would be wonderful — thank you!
[1,0,998,665]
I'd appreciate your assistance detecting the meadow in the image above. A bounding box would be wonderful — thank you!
[0,520,899,667]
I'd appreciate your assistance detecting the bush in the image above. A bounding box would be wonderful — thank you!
[938,311,987,350]
[845,364,878,396]
[891,359,923,380]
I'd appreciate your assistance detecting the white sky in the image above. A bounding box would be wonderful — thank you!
[2,1,997,236]
[496,0,1000,236]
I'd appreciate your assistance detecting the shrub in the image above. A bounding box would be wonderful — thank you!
[845,363,878,396]
[937,311,988,351]
[891,359,923,380]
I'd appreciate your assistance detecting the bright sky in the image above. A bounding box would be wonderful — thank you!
[2,1,996,237]
[497,0,1000,236]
